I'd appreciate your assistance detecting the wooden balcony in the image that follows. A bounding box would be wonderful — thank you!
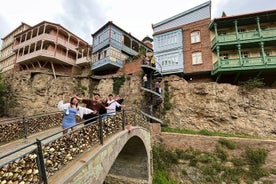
[16,50,75,65]
[91,57,123,72]
[212,55,276,75]
[13,34,79,52]
[76,57,91,65]
[211,28,276,49]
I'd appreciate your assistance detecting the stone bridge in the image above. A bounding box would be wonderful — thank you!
[49,126,152,184]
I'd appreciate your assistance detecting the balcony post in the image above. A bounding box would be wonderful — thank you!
[216,46,221,66]
[214,23,218,44]
[260,42,266,64]
[256,16,262,37]
[237,44,242,65]
[234,20,239,39]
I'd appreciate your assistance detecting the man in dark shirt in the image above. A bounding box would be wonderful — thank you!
[76,92,106,125]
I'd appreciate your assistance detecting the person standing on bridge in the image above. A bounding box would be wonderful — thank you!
[58,94,94,134]
[75,92,112,124]
[106,94,125,116]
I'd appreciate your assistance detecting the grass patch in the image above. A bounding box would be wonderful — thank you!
[245,147,268,167]
[218,138,237,150]
[153,141,272,183]
[162,127,264,139]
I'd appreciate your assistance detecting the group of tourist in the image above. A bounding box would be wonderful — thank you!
[57,92,127,134]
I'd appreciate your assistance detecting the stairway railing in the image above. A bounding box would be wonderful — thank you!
[141,59,163,124]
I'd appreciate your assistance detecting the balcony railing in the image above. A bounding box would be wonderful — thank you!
[211,28,276,48]
[13,34,79,52]
[92,57,123,70]
[76,57,91,65]
[16,50,75,65]
[212,55,276,75]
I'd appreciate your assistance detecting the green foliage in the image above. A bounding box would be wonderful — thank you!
[239,78,265,91]
[153,143,272,183]
[218,138,237,150]
[152,144,179,184]
[231,156,246,167]
[215,144,228,162]
[161,82,172,115]
[221,11,227,17]
[113,75,125,95]
[221,167,244,183]
[181,169,187,176]
[198,129,213,136]
[248,166,270,180]
[73,80,87,96]
[161,127,259,139]
[245,147,268,167]
[270,168,276,175]
[198,152,217,164]
[153,170,178,184]
[139,46,146,56]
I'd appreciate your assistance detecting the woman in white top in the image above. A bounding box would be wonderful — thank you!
[58,94,94,134]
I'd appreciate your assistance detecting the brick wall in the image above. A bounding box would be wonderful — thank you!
[121,58,142,75]
[182,18,213,74]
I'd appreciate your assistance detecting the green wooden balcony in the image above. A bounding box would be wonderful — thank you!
[212,55,276,75]
[211,28,276,49]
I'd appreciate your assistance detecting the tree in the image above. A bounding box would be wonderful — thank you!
[221,11,227,17]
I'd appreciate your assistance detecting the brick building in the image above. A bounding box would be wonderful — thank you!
[152,1,212,81]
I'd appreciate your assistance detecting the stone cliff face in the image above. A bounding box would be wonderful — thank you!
[3,71,142,117]
[3,72,275,137]
[3,71,91,116]
[162,75,276,137]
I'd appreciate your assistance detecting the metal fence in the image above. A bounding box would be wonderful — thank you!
[0,111,63,145]
[0,109,149,184]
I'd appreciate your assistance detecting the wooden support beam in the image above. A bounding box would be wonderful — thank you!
[233,72,240,84]
[216,73,222,83]
[37,61,42,68]
[51,62,56,79]
[256,71,263,78]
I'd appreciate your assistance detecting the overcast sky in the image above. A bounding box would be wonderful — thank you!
[1,0,276,45]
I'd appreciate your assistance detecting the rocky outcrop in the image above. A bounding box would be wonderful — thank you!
[162,75,276,136]
[2,71,143,117]
[2,72,275,137]
[3,71,91,116]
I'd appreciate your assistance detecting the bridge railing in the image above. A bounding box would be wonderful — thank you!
[0,109,149,184]
[0,111,63,145]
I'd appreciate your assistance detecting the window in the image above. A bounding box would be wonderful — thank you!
[264,50,271,56]
[221,53,229,59]
[191,31,200,43]
[238,28,245,33]
[241,51,249,58]
[192,52,202,65]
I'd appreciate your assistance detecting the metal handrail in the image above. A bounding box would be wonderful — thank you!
[0,110,61,123]
[0,111,63,145]
[140,60,163,124]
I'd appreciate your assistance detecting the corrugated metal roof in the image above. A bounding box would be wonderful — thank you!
[153,1,211,33]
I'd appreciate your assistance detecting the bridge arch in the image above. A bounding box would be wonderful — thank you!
[48,127,152,184]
